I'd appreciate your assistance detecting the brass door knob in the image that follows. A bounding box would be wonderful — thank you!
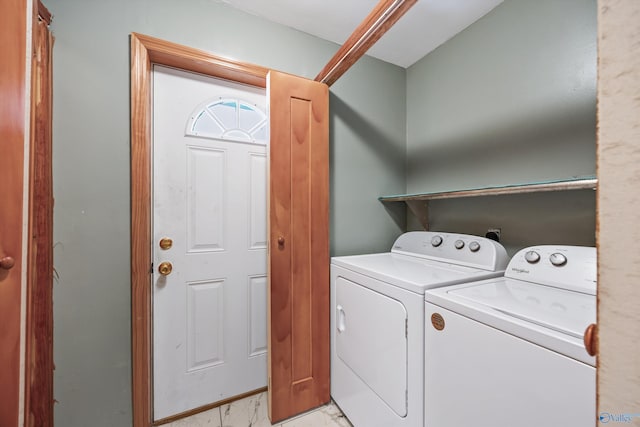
[0,256,15,270]
[158,261,173,276]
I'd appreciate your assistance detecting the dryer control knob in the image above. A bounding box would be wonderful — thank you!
[469,241,480,252]
[550,253,567,266]
[454,240,465,249]
[431,236,443,247]
[525,251,540,264]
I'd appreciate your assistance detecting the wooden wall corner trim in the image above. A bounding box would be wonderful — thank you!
[24,11,54,426]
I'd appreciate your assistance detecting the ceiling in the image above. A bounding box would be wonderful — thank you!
[219,0,504,68]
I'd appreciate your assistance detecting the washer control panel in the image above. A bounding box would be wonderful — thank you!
[391,231,509,272]
[506,245,596,294]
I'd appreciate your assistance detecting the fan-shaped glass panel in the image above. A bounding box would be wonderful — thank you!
[239,102,265,131]
[187,98,268,145]
[252,124,268,142]
[191,110,224,137]
[224,129,252,141]
[209,101,237,130]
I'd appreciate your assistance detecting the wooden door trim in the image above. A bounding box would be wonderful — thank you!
[24,2,54,425]
[130,33,269,427]
[315,0,416,86]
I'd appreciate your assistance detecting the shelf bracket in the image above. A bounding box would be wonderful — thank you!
[406,200,429,230]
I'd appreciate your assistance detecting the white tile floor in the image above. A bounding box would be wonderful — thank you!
[165,392,352,427]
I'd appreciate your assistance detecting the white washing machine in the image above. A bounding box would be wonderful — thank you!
[331,231,509,427]
[424,245,596,427]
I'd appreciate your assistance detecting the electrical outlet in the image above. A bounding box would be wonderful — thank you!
[486,228,501,242]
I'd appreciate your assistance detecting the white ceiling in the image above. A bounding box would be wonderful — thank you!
[219,0,504,68]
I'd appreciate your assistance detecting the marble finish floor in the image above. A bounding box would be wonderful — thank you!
[165,392,352,427]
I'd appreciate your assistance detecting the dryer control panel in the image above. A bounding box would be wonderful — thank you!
[391,231,509,272]
[505,245,596,295]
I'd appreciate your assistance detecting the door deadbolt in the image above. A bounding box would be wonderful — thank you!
[159,238,173,250]
[158,261,173,276]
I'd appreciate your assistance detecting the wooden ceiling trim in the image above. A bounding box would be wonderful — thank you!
[315,0,417,86]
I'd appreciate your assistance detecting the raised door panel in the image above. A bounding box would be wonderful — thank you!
[268,70,330,423]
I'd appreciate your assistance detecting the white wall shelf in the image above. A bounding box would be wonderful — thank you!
[379,176,597,230]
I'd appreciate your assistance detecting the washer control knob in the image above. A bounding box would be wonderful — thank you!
[550,253,567,266]
[454,240,465,249]
[431,236,443,247]
[469,241,480,252]
[524,251,541,264]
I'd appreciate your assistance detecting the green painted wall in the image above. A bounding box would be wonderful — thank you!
[47,1,405,425]
[405,0,597,253]
[46,0,598,423]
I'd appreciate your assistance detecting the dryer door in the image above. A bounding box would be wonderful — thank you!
[335,277,408,416]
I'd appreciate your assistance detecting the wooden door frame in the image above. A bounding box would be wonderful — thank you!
[129,33,269,427]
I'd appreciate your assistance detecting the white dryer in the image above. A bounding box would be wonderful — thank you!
[424,245,597,427]
[331,231,509,427]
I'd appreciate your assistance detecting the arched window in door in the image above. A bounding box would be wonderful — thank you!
[186,98,268,144]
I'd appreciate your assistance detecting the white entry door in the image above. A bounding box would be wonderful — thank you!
[152,65,268,420]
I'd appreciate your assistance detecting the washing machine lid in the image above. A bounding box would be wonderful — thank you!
[448,278,595,339]
[332,252,505,294]
[425,277,596,365]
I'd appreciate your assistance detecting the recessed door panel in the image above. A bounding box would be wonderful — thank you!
[336,277,408,417]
